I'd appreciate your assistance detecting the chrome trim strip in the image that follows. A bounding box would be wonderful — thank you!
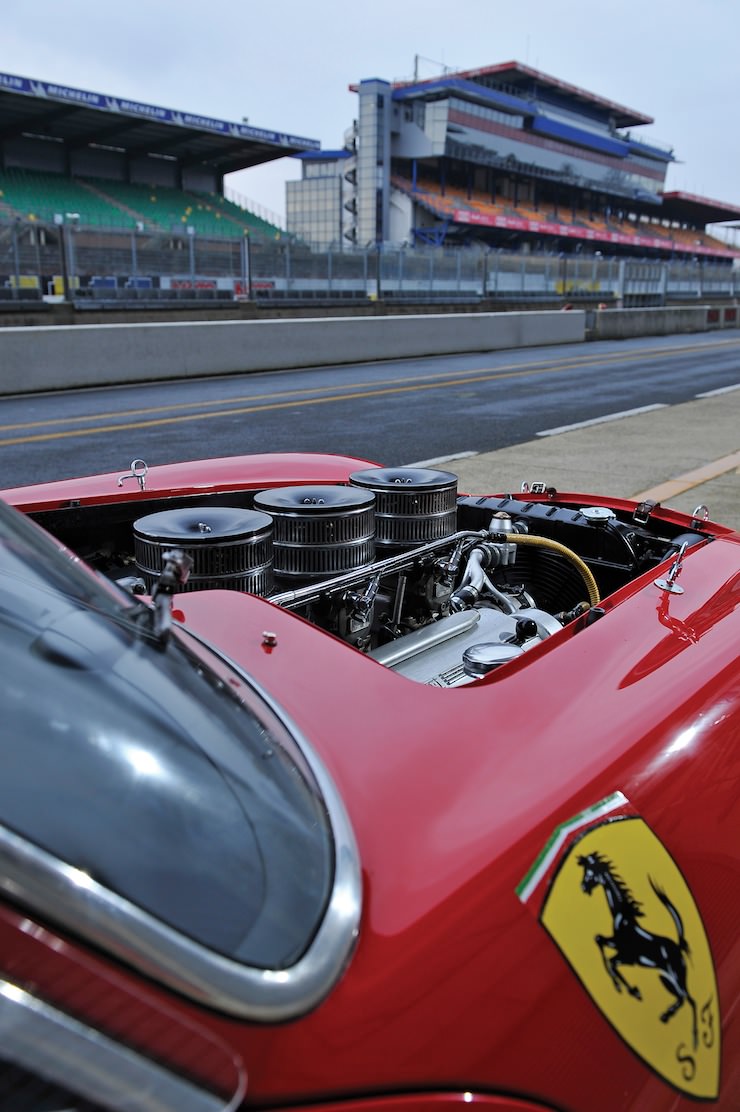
[0,980,236,1112]
[270,529,486,607]
[0,654,362,1023]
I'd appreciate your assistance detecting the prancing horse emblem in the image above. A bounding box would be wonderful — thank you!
[577,851,697,1048]
[536,815,720,1099]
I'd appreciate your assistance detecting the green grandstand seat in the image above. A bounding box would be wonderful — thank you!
[0,169,282,240]
[83,179,281,238]
[0,168,129,227]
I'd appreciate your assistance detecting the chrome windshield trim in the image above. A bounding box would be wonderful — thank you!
[0,980,240,1112]
[0,645,362,1023]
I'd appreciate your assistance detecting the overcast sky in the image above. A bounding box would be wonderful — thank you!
[2,0,738,226]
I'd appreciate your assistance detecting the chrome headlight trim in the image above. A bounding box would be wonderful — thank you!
[0,979,244,1111]
[0,647,362,1023]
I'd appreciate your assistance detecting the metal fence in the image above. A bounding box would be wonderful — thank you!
[1,220,739,307]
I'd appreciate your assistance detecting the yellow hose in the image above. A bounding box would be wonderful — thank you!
[510,533,601,607]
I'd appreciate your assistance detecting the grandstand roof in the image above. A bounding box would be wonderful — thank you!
[295,149,352,161]
[0,71,319,175]
[393,60,653,129]
[660,191,740,226]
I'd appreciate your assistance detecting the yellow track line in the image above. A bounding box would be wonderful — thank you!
[1,334,738,446]
[632,450,740,502]
[0,374,549,446]
[0,348,648,431]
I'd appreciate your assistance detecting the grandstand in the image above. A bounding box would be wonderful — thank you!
[1,65,738,309]
[0,71,326,302]
[287,61,740,261]
[0,71,318,235]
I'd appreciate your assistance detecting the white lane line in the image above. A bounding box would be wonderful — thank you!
[404,450,479,467]
[536,403,667,437]
[695,383,740,398]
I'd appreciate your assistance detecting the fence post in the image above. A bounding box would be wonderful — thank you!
[187,227,195,286]
[240,232,252,299]
[11,222,20,300]
[53,214,70,301]
[616,259,626,308]
[66,223,77,289]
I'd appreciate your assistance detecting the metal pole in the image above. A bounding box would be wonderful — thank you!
[11,222,20,300]
[242,232,252,299]
[66,222,76,292]
[34,228,41,291]
[616,259,626,308]
[54,215,70,301]
[188,228,195,286]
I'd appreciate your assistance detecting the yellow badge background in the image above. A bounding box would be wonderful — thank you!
[541,817,720,1099]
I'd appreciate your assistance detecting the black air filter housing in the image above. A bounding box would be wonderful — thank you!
[134,506,274,594]
[349,467,458,551]
[253,485,375,581]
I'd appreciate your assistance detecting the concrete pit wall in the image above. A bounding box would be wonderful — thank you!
[0,310,585,395]
[0,305,736,396]
[586,305,738,341]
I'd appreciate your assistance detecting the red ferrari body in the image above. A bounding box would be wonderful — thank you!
[1,452,739,1111]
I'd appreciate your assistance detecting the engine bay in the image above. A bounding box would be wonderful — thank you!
[29,466,709,686]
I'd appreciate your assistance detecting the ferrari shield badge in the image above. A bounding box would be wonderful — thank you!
[518,793,720,1100]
